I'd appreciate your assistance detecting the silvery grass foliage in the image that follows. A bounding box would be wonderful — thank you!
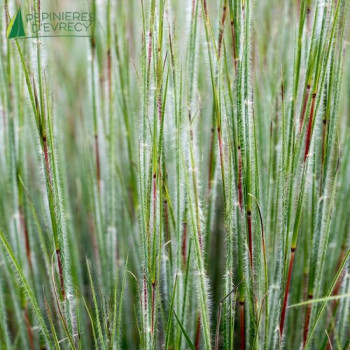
[0,0,349,349]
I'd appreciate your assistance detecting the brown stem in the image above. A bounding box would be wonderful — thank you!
[191,0,196,17]
[32,77,41,122]
[157,91,162,123]
[198,225,203,252]
[107,49,112,101]
[306,7,311,34]
[99,72,105,99]
[24,308,35,350]
[238,146,243,209]
[240,301,245,350]
[143,274,148,314]
[304,93,316,162]
[195,313,201,350]
[332,246,346,308]
[20,206,32,273]
[42,137,53,187]
[152,172,157,231]
[182,221,188,268]
[320,117,327,193]
[321,117,327,166]
[207,128,215,195]
[203,0,208,19]
[151,281,156,335]
[230,18,238,73]
[303,294,313,346]
[56,249,65,300]
[218,4,227,59]
[147,30,153,83]
[247,210,253,269]
[4,1,9,29]
[88,213,101,275]
[280,248,295,336]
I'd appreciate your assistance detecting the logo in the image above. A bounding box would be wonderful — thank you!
[7,5,94,40]
[7,7,25,39]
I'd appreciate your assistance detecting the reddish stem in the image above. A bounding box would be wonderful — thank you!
[157,90,163,123]
[247,211,253,269]
[303,294,313,346]
[238,146,243,209]
[164,200,170,242]
[151,281,156,335]
[192,0,196,17]
[182,221,188,268]
[198,226,203,253]
[218,5,227,59]
[24,308,35,350]
[304,93,316,162]
[203,0,208,19]
[20,206,32,273]
[319,117,327,193]
[147,30,153,81]
[88,213,101,274]
[152,172,157,228]
[321,118,327,166]
[143,274,148,313]
[195,314,201,350]
[280,249,295,336]
[306,7,311,34]
[43,138,52,186]
[56,249,65,300]
[230,19,238,73]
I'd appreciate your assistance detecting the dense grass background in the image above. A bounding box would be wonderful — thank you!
[0,0,349,349]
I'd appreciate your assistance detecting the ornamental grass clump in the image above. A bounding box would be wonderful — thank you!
[0,0,349,349]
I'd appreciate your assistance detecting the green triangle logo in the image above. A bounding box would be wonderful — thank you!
[7,7,26,39]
